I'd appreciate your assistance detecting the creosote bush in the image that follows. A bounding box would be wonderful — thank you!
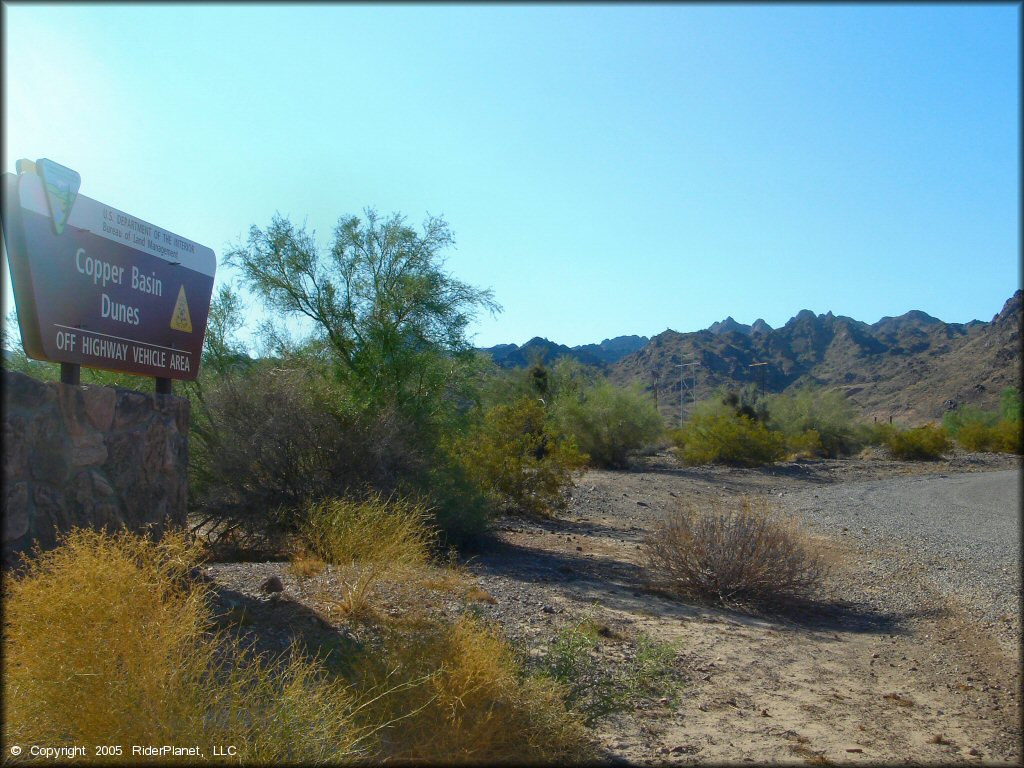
[767,387,860,458]
[450,397,586,517]
[942,390,1022,455]
[551,380,664,468]
[673,412,785,467]
[645,496,826,606]
[883,423,950,461]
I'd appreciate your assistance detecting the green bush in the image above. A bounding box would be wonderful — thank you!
[1000,387,1022,423]
[942,405,998,438]
[943,390,1022,455]
[535,621,680,726]
[767,387,859,457]
[551,380,664,468]
[673,412,785,467]
[450,397,586,517]
[855,421,895,447]
[785,429,825,459]
[956,421,998,452]
[992,419,1023,454]
[884,423,950,460]
[954,419,1023,455]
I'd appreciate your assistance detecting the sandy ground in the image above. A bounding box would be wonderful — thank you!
[466,453,1022,765]
[205,451,1022,765]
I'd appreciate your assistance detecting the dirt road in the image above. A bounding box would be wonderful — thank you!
[206,451,1021,764]
[467,453,1022,764]
[782,469,1021,655]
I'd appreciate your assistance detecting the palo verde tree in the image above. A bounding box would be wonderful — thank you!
[226,208,500,422]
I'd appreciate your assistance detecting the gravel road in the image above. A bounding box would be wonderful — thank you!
[781,468,1021,644]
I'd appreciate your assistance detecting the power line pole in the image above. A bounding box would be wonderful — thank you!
[676,361,700,427]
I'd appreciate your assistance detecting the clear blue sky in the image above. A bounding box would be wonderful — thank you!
[2,3,1019,352]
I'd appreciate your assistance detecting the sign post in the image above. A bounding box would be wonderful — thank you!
[1,159,216,388]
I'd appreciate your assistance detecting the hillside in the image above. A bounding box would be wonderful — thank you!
[609,291,1021,424]
[481,335,648,368]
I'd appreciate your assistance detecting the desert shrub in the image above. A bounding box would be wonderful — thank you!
[884,423,950,460]
[785,428,825,459]
[535,621,680,725]
[301,494,435,569]
[673,412,785,467]
[296,494,437,615]
[942,390,1022,455]
[645,496,826,606]
[855,421,896,447]
[551,379,664,468]
[992,419,1023,454]
[953,419,1023,455]
[721,384,770,423]
[955,420,998,452]
[942,404,999,438]
[450,397,586,516]
[767,387,859,457]
[1000,386,1023,423]
[189,363,426,544]
[352,615,592,763]
[419,461,493,550]
[2,528,377,763]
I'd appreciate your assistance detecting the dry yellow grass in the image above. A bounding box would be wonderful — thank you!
[2,528,378,763]
[352,614,593,764]
[4,525,591,764]
[294,494,437,616]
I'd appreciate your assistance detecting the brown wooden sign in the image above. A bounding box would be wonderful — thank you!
[1,161,216,381]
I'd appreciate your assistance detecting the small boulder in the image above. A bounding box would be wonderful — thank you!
[260,575,285,594]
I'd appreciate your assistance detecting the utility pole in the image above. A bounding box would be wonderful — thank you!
[676,360,700,427]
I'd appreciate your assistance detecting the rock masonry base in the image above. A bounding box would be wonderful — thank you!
[3,370,189,565]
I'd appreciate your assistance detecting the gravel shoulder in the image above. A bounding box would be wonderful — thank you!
[204,450,1022,765]
[780,468,1021,655]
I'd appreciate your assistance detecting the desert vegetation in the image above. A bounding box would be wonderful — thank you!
[664,383,1018,466]
[943,387,1022,455]
[1,207,672,762]
[645,496,827,607]
[3,201,1018,762]
[2,526,592,764]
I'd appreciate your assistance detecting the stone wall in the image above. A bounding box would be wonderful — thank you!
[3,370,189,564]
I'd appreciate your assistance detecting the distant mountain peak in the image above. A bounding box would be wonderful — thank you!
[480,334,648,368]
[708,317,752,336]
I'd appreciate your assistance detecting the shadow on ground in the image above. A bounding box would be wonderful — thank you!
[470,534,924,637]
[200,577,363,678]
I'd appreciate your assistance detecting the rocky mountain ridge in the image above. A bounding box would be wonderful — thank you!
[480,293,1021,424]
[610,291,1021,424]
[481,335,649,368]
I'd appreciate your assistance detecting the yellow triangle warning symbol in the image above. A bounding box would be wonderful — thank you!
[170,285,193,333]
